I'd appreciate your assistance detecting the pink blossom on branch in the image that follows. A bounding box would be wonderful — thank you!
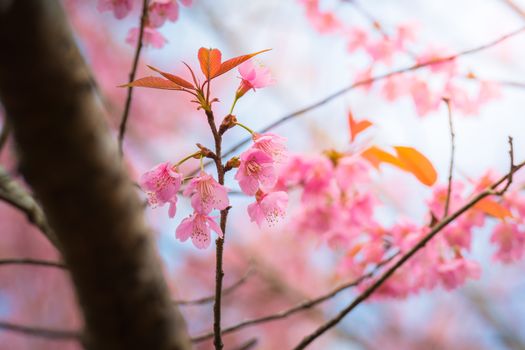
[248,190,288,227]
[140,161,182,218]
[148,0,180,28]
[236,60,275,98]
[176,212,223,249]
[97,0,133,19]
[183,172,229,214]
[235,148,277,195]
[252,132,288,163]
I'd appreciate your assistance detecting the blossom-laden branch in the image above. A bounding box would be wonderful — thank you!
[191,254,396,343]
[191,25,525,176]
[117,0,150,156]
[125,47,283,350]
[174,266,253,306]
[0,165,60,249]
[292,146,523,350]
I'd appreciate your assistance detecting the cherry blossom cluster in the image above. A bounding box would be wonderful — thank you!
[97,0,192,48]
[128,49,289,249]
[275,146,525,297]
[298,0,501,117]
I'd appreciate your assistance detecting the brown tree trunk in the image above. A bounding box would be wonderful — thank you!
[0,1,191,349]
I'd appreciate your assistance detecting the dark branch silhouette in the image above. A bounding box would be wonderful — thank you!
[0,1,190,349]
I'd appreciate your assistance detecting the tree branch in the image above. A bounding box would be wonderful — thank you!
[0,165,60,249]
[0,1,190,349]
[292,156,525,349]
[174,267,253,306]
[190,25,525,176]
[191,254,395,343]
[0,258,65,269]
[0,321,80,341]
[117,0,149,156]
[443,98,455,217]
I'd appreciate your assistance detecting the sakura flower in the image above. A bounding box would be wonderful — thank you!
[176,213,223,249]
[491,223,525,263]
[252,133,287,162]
[235,148,277,195]
[148,0,179,28]
[236,60,274,98]
[126,27,167,49]
[248,190,288,227]
[437,258,481,290]
[97,0,133,19]
[140,161,182,218]
[183,172,229,214]
[409,78,440,116]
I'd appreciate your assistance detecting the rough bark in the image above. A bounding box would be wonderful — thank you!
[0,1,191,349]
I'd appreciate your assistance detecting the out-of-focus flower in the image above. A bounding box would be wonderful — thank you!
[148,0,180,28]
[97,0,133,19]
[126,27,167,49]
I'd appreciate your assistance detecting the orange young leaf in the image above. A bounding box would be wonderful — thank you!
[213,49,271,79]
[394,146,437,186]
[146,65,195,89]
[361,146,405,169]
[474,198,512,219]
[348,110,372,142]
[198,47,222,79]
[118,76,183,90]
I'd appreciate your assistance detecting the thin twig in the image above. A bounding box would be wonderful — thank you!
[191,254,396,343]
[0,258,66,269]
[501,0,525,19]
[0,165,60,249]
[204,109,229,350]
[0,321,80,340]
[190,26,525,176]
[292,155,525,349]
[174,267,254,306]
[117,0,150,156]
[231,338,258,350]
[443,98,455,217]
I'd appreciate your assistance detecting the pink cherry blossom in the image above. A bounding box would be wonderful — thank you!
[183,172,229,214]
[140,161,182,218]
[236,60,274,98]
[252,133,287,162]
[97,0,133,19]
[248,190,288,227]
[409,78,440,116]
[347,27,368,53]
[126,27,167,49]
[148,0,179,28]
[176,212,223,249]
[491,223,525,263]
[437,258,481,290]
[235,148,277,195]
